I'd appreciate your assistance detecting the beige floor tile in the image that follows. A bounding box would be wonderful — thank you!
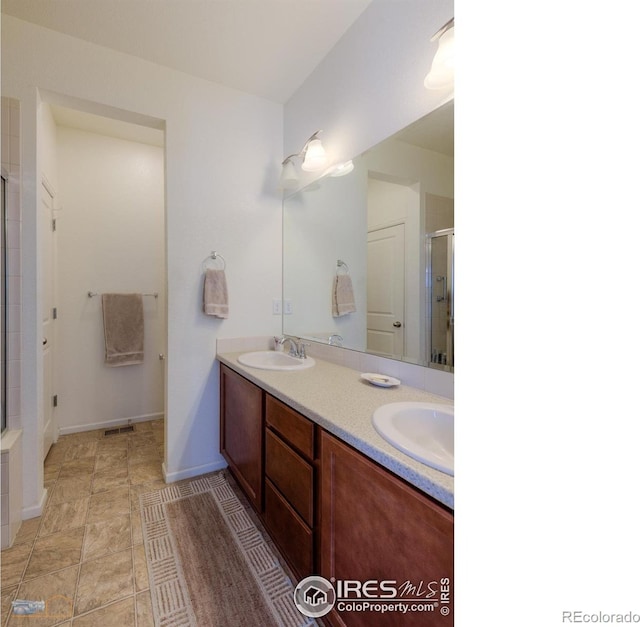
[0,543,32,588]
[1,585,17,623]
[96,437,129,452]
[23,527,85,581]
[128,461,163,486]
[130,509,143,546]
[49,476,92,505]
[8,565,77,626]
[43,443,69,466]
[62,440,97,462]
[58,458,95,480]
[132,544,149,592]
[135,591,154,627]
[95,448,128,471]
[128,445,160,465]
[127,433,156,449]
[82,514,131,561]
[73,597,135,627]
[43,465,60,482]
[87,487,130,524]
[12,517,41,547]
[75,549,133,616]
[91,467,129,493]
[39,497,89,537]
[133,421,153,432]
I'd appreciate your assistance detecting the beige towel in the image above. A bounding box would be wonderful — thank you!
[203,268,229,318]
[332,274,356,317]
[102,293,144,366]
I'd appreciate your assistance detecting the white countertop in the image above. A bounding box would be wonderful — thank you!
[217,352,454,509]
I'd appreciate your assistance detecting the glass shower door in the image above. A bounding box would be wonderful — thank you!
[427,229,454,371]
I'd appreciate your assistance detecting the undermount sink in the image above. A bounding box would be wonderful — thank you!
[237,351,315,371]
[372,402,454,476]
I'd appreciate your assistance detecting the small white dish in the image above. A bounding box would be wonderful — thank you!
[361,373,401,388]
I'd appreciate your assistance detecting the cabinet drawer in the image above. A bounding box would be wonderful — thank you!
[265,429,313,526]
[264,479,313,579]
[265,395,314,459]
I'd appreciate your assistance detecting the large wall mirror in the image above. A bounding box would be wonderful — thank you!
[283,99,454,371]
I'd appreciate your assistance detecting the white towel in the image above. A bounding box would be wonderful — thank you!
[332,274,356,317]
[102,293,144,366]
[203,269,229,318]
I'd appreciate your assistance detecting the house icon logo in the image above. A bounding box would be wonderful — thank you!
[294,576,336,618]
[304,586,328,607]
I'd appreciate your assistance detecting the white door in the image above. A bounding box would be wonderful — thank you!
[41,181,56,461]
[366,224,405,357]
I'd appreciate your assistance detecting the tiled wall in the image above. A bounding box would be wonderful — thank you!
[1,96,23,548]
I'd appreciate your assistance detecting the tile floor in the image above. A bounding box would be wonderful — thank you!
[1,419,166,626]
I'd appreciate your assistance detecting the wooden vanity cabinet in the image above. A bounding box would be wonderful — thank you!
[320,431,454,627]
[264,395,316,579]
[219,364,264,512]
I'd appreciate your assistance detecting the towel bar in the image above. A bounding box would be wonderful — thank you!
[88,291,158,298]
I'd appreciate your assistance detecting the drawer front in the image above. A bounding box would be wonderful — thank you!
[265,395,314,459]
[265,429,314,526]
[264,479,313,579]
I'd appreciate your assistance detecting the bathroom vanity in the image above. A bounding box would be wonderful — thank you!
[218,354,453,626]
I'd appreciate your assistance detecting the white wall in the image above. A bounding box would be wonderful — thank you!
[2,15,283,514]
[55,126,165,433]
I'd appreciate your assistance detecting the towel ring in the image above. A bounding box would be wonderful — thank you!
[337,259,350,274]
[202,251,226,271]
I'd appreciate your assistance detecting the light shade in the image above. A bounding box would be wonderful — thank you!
[301,138,327,172]
[279,158,299,190]
[425,21,454,90]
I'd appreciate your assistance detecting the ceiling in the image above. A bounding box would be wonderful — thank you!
[2,0,372,104]
[395,99,454,157]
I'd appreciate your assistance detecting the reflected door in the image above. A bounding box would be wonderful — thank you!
[366,224,405,357]
[427,229,454,371]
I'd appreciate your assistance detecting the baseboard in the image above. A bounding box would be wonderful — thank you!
[57,412,164,436]
[162,459,228,484]
[22,486,48,520]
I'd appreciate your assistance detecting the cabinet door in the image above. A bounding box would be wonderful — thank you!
[220,365,264,511]
[320,431,454,627]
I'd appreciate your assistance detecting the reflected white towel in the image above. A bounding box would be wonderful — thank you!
[203,269,229,318]
[332,274,356,317]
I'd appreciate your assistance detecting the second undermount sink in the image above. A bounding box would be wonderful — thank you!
[237,351,316,371]
[372,402,454,476]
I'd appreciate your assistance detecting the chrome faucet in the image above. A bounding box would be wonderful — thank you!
[273,336,309,358]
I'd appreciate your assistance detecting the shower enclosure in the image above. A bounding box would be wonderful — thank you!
[427,228,454,372]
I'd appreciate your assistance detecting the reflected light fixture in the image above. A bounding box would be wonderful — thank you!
[328,160,354,177]
[424,17,454,90]
[279,130,328,190]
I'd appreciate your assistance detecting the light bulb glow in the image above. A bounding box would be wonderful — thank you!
[425,24,454,90]
[301,139,327,171]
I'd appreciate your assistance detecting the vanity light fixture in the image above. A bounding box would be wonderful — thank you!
[279,130,328,190]
[424,17,454,90]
